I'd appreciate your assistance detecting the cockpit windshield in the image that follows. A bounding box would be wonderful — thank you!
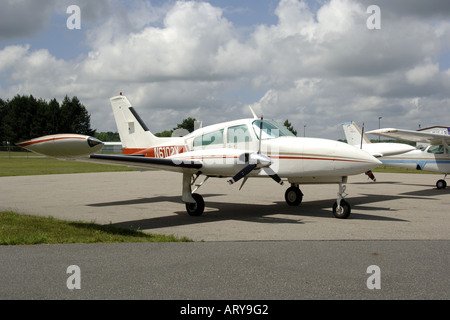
[252,119,296,140]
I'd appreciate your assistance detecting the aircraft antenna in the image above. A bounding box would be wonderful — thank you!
[258,116,263,154]
[360,122,365,149]
[249,106,258,119]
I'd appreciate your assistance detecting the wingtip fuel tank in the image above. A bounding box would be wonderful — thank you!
[17,134,103,158]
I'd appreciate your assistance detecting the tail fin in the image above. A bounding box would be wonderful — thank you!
[342,121,371,146]
[110,95,160,149]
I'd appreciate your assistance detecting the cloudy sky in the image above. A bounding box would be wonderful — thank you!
[1,0,450,140]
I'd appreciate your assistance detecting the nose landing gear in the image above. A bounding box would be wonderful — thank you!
[332,183,351,219]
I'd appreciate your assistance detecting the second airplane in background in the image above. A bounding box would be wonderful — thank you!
[367,126,450,189]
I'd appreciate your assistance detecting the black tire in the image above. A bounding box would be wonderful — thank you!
[436,179,447,189]
[285,186,303,206]
[332,199,351,219]
[185,193,205,216]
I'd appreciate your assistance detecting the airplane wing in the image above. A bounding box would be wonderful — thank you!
[366,128,450,145]
[89,154,202,173]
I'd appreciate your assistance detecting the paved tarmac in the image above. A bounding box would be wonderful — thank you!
[1,171,449,241]
[0,171,449,300]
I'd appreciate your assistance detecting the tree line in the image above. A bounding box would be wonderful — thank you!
[0,94,300,146]
[0,95,95,145]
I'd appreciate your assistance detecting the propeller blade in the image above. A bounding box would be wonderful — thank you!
[228,164,257,185]
[262,167,284,185]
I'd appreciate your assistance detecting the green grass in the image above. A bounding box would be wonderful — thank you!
[0,211,192,245]
[372,165,437,174]
[0,151,133,177]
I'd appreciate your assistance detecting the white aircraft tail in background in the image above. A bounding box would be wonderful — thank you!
[342,121,415,157]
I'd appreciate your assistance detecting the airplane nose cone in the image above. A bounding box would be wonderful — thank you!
[87,137,103,148]
[342,144,381,172]
[249,153,272,167]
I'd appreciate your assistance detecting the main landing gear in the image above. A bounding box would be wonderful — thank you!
[285,185,303,206]
[182,174,352,219]
[436,174,447,189]
[284,183,351,219]
[185,193,205,216]
[183,173,207,216]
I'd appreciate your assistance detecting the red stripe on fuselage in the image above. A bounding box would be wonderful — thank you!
[124,147,373,164]
[17,136,86,147]
[273,155,374,163]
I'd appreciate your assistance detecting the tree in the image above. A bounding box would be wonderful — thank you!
[0,94,96,145]
[283,120,298,136]
[0,98,6,143]
[155,130,173,137]
[60,96,96,136]
[95,132,120,142]
[174,117,197,133]
[155,117,198,137]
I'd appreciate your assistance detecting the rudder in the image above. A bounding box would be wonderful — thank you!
[342,121,371,146]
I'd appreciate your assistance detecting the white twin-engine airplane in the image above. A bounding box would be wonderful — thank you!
[18,95,381,219]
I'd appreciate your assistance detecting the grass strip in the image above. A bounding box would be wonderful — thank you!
[0,211,192,245]
[0,152,133,177]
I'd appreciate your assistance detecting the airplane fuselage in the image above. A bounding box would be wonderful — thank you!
[379,146,450,174]
[124,118,380,182]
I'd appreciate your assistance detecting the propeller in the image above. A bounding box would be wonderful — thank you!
[227,116,284,186]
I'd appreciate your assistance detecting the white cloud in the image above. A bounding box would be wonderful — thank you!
[406,60,440,86]
[1,0,450,138]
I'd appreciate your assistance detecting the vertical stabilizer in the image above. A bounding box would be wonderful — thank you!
[110,95,159,149]
[342,121,371,146]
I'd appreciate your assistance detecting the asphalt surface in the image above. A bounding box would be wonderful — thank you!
[0,171,449,300]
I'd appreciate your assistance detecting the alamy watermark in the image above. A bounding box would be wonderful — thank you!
[366,5,381,30]
[366,265,381,289]
[66,265,81,290]
[66,5,81,30]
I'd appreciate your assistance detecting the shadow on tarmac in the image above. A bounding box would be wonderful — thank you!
[83,187,439,231]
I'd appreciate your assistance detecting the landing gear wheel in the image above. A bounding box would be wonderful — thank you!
[436,179,447,189]
[333,199,351,219]
[285,186,303,206]
[185,193,205,216]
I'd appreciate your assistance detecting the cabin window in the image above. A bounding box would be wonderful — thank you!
[227,125,252,143]
[193,129,224,147]
[427,145,445,154]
